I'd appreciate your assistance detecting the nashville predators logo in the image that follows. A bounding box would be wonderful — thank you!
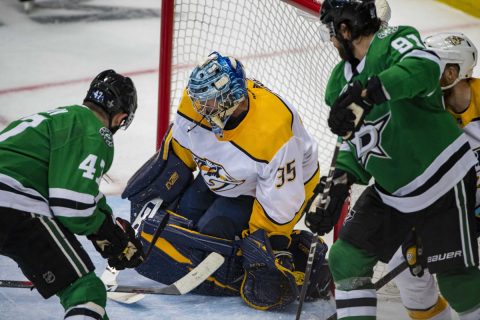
[446,35,464,46]
[193,155,245,192]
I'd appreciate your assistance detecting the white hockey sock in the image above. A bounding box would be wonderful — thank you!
[407,296,452,320]
[64,302,105,320]
[458,303,480,320]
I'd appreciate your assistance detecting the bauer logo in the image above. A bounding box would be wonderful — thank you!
[165,172,179,190]
[427,250,462,263]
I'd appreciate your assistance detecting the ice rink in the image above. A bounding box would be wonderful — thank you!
[0,0,479,319]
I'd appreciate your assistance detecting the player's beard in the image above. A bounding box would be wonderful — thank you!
[333,36,353,62]
[337,45,349,61]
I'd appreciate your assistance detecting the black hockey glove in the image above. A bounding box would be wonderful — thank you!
[328,76,388,139]
[364,76,389,105]
[328,80,372,139]
[88,216,145,270]
[305,171,353,236]
[240,230,298,310]
[401,229,425,277]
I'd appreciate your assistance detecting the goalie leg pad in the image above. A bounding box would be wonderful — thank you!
[135,209,243,296]
[290,230,331,301]
[240,229,298,310]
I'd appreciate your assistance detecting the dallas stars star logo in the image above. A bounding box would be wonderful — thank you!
[350,112,391,166]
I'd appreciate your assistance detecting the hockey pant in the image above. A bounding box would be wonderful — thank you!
[0,208,107,320]
[328,173,480,320]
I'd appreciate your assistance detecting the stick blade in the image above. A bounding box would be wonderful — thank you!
[107,292,146,304]
[173,252,224,294]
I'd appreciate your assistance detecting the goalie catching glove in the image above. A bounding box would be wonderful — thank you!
[240,230,298,310]
[305,170,354,235]
[328,76,389,139]
[88,215,145,270]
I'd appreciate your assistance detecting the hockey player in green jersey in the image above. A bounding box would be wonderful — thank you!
[305,1,480,319]
[0,70,145,320]
[386,32,480,320]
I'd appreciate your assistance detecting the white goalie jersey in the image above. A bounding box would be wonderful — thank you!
[169,79,320,235]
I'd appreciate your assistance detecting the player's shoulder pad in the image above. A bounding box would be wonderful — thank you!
[376,25,420,41]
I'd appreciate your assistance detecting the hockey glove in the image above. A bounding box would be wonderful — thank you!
[328,80,372,139]
[88,216,145,270]
[364,76,389,105]
[290,230,332,301]
[401,229,425,277]
[240,230,298,310]
[328,76,388,139]
[305,171,353,236]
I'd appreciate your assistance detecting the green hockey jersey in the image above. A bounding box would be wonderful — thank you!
[0,105,114,235]
[325,25,477,213]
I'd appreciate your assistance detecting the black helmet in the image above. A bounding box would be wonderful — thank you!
[85,69,137,129]
[320,0,379,40]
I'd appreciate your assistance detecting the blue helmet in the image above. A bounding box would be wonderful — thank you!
[187,52,247,135]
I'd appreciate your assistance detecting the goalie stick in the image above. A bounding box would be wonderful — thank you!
[324,260,409,320]
[101,198,165,303]
[0,252,225,296]
[296,138,342,320]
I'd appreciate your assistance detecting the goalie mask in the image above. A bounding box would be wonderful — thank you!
[187,52,247,137]
[424,32,478,90]
[85,69,138,133]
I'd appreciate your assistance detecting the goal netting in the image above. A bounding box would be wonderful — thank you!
[158,0,402,302]
[158,0,339,172]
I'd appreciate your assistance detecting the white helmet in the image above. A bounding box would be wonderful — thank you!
[375,0,391,26]
[424,32,478,89]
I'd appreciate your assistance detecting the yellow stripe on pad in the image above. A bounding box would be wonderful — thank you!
[141,231,192,264]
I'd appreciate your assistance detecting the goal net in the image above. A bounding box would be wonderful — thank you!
[157,0,339,173]
[158,0,401,301]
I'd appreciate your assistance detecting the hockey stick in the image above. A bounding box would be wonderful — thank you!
[296,138,342,320]
[102,198,165,303]
[0,252,225,296]
[324,260,408,320]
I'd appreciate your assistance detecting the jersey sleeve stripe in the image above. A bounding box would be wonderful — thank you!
[49,188,95,203]
[0,173,47,201]
[48,188,98,218]
[401,49,441,70]
[0,173,51,215]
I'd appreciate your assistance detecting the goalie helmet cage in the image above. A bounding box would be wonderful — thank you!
[156,0,339,172]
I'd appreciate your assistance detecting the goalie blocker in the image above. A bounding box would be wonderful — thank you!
[121,123,194,222]
[134,204,331,309]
